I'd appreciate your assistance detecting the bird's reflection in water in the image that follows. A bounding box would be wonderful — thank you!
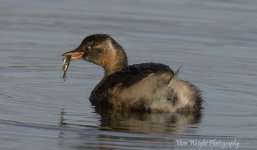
[59,108,201,135]
[58,108,201,150]
[95,107,202,135]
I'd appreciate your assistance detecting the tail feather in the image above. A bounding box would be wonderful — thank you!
[169,77,202,113]
[174,65,183,77]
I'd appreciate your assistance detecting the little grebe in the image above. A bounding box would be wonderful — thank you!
[62,34,202,113]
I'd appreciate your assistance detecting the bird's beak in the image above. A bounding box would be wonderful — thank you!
[62,48,84,61]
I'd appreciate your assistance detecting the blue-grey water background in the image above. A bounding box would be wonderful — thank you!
[1,0,257,149]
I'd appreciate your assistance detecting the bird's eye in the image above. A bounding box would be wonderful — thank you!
[83,46,91,51]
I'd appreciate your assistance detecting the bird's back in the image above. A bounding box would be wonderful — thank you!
[89,63,201,113]
[89,62,200,114]
[89,63,175,109]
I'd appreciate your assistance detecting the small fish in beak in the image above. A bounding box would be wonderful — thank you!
[62,55,71,81]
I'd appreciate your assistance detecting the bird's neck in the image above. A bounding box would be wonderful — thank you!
[102,47,128,79]
[103,59,127,78]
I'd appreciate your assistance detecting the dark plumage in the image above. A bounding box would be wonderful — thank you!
[62,34,202,113]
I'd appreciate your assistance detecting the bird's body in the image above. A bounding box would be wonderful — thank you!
[62,34,202,113]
